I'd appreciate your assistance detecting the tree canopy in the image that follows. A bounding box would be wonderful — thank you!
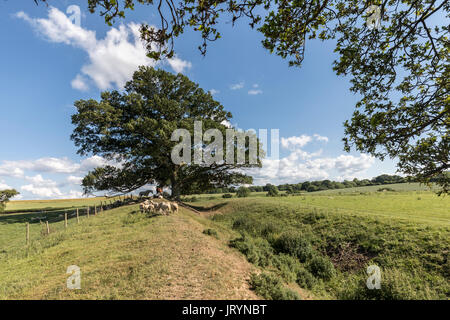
[71,66,262,199]
[0,189,19,212]
[35,0,449,192]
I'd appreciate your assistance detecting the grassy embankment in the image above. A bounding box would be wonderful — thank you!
[1,183,448,299]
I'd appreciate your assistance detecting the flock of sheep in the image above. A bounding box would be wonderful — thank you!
[139,199,179,215]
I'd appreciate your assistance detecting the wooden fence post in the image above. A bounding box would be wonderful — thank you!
[64,211,68,229]
[26,222,30,246]
[94,205,97,216]
[46,221,50,235]
[87,206,90,218]
[76,208,79,224]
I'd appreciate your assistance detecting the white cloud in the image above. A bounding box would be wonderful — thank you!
[17,8,191,91]
[247,133,375,185]
[20,175,86,199]
[209,89,220,95]
[167,56,192,74]
[67,175,83,185]
[21,175,63,198]
[248,89,263,95]
[249,152,374,185]
[220,120,232,128]
[66,190,84,199]
[71,74,89,91]
[0,155,124,199]
[0,180,12,190]
[333,154,375,176]
[0,163,25,178]
[33,157,81,173]
[281,135,312,149]
[313,134,329,143]
[0,156,120,179]
[230,82,244,90]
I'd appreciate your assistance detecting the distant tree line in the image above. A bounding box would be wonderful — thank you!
[196,173,449,195]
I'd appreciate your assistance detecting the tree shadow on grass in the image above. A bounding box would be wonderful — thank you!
[0,210,77,225]
[181,202,228,212]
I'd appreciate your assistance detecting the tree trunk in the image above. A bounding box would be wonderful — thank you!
[171,169,181,201]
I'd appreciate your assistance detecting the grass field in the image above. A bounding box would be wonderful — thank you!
[1,184,448,299]
[4,196,123,213]
[205,195,449,299]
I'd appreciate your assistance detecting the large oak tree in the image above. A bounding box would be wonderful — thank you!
[71,67,261,199]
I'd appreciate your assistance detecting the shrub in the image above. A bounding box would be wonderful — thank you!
[260,222,281,238]
[222,193,233,198]
[230,235,275,267]
[307,255,336,280]
[302,211,326,224]
[272,254,303,283]
[266,185,279,197]
[273,231,315,262]
[296,267,317,289]
[377,187,395,192]
[236,186,251,198]
[249,273,301,300]
[202,228,219,239]
[232,217,260,236]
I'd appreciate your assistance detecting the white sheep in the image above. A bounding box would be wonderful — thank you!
[159,202,171,215]
[170,202,179,213]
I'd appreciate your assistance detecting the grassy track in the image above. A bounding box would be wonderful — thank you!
[0,204,259,299]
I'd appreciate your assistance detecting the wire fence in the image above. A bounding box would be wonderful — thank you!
[0,195,139,256]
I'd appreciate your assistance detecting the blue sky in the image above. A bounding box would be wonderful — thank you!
[0,1,398,200]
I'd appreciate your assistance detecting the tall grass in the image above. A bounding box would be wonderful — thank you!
[210,194,449,299]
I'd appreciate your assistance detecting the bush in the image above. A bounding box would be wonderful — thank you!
[272,254,303,283]
[203,228,219,239]
[222,193,233,198]
[273,231,315,263]
[249,273,301,300]
[302,211,326,224]
[296,267,317,289]
[230,235,274,267]
[266,185,279,197]
[377,187,395,192]
[236,186,251,198]
[307,255,336,280]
